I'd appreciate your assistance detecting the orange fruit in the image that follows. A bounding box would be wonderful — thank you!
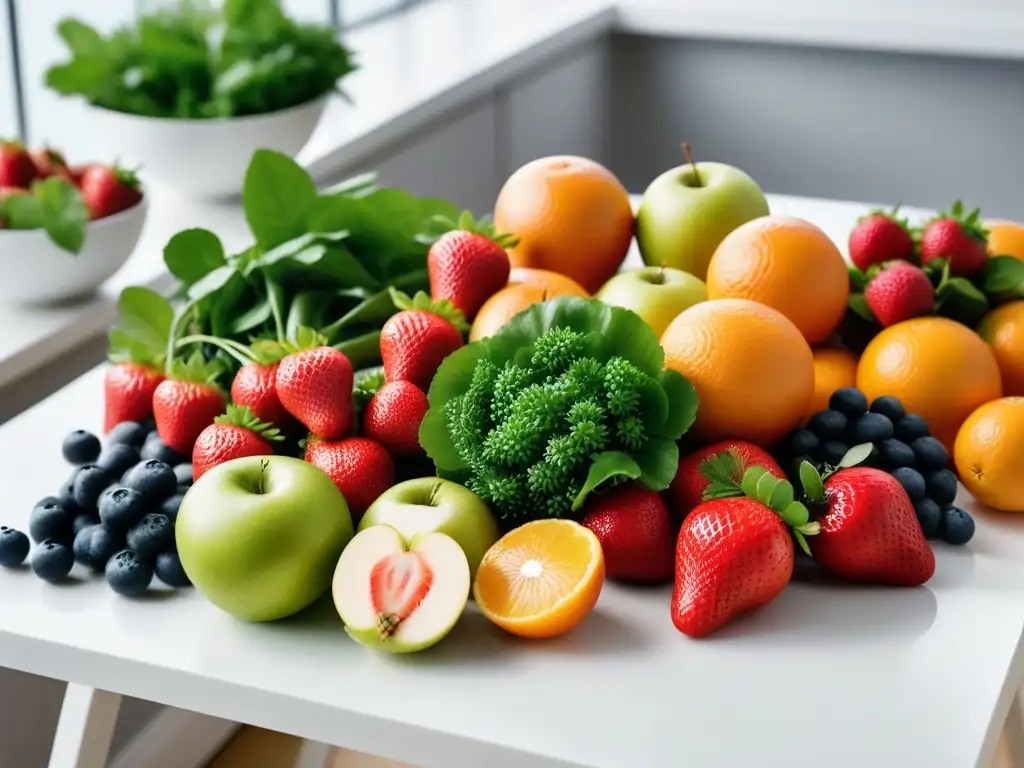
[706,216,850,345]
[986,220,1024,261]
[507,267,590,297]
[660,298,815,447]
[473,519,605,639]
[977,300,1024,396]
[494,156,634,294]
[807,347,859,419]
[955,397,1024,512]
[470,281,588,342]
[857,317,1003,452]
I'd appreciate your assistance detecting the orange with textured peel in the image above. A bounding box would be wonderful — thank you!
[986,220,1024,261]
[807,347,859,418]
[469,281,588,342]
[978,300,1024,396]
[954,397,1024,513]
[507,267,590,297]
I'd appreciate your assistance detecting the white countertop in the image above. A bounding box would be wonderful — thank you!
[1,197,1023,768]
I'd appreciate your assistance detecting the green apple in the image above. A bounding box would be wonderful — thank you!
[358,477,498,579]
[596,266,708,338]
[333,526,469,653]
[636,160,769,280]
[176,456,354,622]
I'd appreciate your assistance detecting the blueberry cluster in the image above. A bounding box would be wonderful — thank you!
[782,387,975,546]
[0,422,194,594]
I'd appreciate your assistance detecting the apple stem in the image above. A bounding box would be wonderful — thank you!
[681,142,702,187]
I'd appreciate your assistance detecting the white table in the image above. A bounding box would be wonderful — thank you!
[2,196,1024,768]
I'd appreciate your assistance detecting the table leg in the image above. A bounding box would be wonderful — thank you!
[47,684,123,768]
[1004,687,1024,768]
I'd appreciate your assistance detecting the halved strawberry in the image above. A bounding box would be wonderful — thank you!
[370,551,434,638]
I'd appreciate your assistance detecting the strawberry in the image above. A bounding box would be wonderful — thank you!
[371,550,434,639]
[230,361,291,427]
[580,483,674,584]
[800,458,935,586]
[304,436,395,519]
[275,332,353,440]
[60,163,92,187]
[671,450,819,638]
[863,261,934,327]
[848,207,916,272]
[380,290,466,392]
[919,201,988,277]
[78,164,143,220]
[152,352,226,455]
[666,441,785,523]
[0,140,37,188]
[427,211,515,320]
[362,380,429,455]
[192,405,282,481]
[103,362,165,432]
[29,147,68,180]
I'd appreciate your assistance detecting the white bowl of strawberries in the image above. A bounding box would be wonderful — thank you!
[0,141,147,305]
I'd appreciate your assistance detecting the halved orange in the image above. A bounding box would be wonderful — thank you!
[473,519,605,639]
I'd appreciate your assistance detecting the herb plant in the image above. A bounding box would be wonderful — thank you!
[419,298,699,528]
[46,0,356,119]
[0,177,88,253]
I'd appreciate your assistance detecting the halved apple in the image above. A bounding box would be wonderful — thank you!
[332,526,470,653]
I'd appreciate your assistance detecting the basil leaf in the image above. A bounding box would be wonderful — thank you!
[108,286,173,364]
[572,452,643,511]
[164,228,226,285]
[242,149,317,249]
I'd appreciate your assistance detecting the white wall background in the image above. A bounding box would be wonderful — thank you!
[0,1,18,139]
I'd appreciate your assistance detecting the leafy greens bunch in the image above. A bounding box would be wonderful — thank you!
[108,149,459,390]
[46,0,356,119]
[419,298,699,529]
[0,177,88,253]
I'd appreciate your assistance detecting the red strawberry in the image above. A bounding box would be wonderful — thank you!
[152,352,226,455]
[103,362,165,432]
[920,201,988,277]
[276,345,353,440]
[192,405,282,481]
[0,140,37,188]
[380,291,466,392]
[580,483,674,583]
[371,550,434,638]
[848,207,916,272]
[805,465,935,586]
[29,147,67,180]
[363,380,429,455]
[304,436,395,519]
[863,261,934,327]
[78,164,143,220]
[60,163,92,187]
[231,361,291,427]
[666,441,785,523]
[428,211,515,320]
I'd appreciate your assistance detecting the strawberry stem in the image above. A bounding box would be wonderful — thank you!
[176,334,254,367]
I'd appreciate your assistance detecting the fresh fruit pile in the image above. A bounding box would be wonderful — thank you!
[0,140,142,252]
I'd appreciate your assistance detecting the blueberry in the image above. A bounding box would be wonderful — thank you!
[72,465,112,512]
[140,434,184,465]
[96,443,141,478]
[892,467,927,500]
[926,469,958,506]
[106,421,148,449]
[72,512,100,536]
[820,440,849,467]
[786,429,820,457]
[127,513,173,561]
[29,501,73,544]
[105,549,153,597]
[913,498,943,539]
[895,413,930,443]
[809,410,848,441]
[155,548,191,588]
[31,539,74,583]
[829,387,868,417]
[942,507,976,545]
[72,525,96,566]
[0,526,30,567]
[160,493,185,524]
[125,460,177,502]
[86,525,125,572]
[61,430,101,465]
[173,463,194,488]
[852,412,894,444]
[97,487,147,531]
[869,395,905,422]
[877,439,916,469]
[56,472,81,514]
[911,436,949,472]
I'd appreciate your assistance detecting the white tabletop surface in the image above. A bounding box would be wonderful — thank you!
[1,197,1024,768]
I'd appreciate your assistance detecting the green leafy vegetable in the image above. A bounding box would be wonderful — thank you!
[418,297,699,528]
[0,178,88,254]
[45,0,356,120]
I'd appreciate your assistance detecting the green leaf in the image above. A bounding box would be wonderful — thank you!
[0,192,45,229]
[768,480,795,512]
[229,295,272,334]
[319,288,399,340]
[799,460,825,502]
[793,530,812,558]
[839,442,874,469]
[187,264,238,302]
[108,286,173,365]
[740,465,769,498]
[34,177,88,254]
[164,228,226,285]
[755,473,780,506]
[981,256,1024,294]
[699,450,741,486]
[936,276,990,327]
[57,19,107,58]
[659,369,699,438]
[242,150,317,249]
[777,500,810,528]
[332,329,382,371]
[702,481,744,500]
[634,437,679,492]
[848,264,867,291]
[797,521,821,535]
[572,452,643,511]
[848,292,875,323]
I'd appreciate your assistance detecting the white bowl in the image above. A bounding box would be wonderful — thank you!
[0,197,148,305]
[85,97,328,198]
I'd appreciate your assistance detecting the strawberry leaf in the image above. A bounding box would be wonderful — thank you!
[699,449,742,485]
[778,500,810,528]
[838,442,874,469]
[768,480,795,512]
[703,481,743,501]
[429,210,519,249]
[793,530,813,557]
[389,288,469,334]
[168,347,225,387]
[799,460,825,503]
[755,473,780,505]
[214,404,283,441]
[740,465,768,498]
